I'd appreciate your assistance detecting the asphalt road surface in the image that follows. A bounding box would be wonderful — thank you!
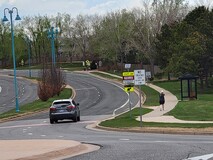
[0,71,38,113]
[0,117,213,160]
[0,69,213,160]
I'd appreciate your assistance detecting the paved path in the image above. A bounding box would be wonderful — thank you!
[136,83,213,123]
[0,140,99,160]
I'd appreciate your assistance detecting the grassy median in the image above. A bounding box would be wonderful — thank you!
[0,88,72,120]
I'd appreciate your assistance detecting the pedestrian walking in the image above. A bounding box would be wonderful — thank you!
[159,90,165,111]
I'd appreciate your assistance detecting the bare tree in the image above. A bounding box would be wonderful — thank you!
[60,14,77,63]
[131,0,188,75]
[73,15,92,62]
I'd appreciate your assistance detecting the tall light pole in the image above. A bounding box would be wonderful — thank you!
[48,27,58,66]
[2,7,21,112]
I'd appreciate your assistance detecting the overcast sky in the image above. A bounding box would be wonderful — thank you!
[0,0,203,18]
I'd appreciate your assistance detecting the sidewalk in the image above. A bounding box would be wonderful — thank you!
[136,83,213,124]
[0,140,99,160]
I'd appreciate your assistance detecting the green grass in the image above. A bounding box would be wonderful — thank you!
[140,85,159,106]
[0,88,72,119]
[153,80,181,99]
[100,108,152,128]
[167,99,213,121]
[14,62,84,70]
[100,108,213,128]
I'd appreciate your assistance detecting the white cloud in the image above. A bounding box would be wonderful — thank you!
[87,0,144,16]
[0,0,211,19]
[88,1,117,15]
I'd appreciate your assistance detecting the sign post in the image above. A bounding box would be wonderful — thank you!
[134,69,145,127]
[123,71,134,118]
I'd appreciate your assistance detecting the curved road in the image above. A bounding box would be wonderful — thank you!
[0,69,213,160]
[0,72,38,113]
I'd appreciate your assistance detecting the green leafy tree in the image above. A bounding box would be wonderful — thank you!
[156,6,213,88]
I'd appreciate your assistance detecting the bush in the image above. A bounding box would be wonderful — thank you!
[37,62,66,101]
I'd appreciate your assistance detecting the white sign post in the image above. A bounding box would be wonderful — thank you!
[134,69,145,127]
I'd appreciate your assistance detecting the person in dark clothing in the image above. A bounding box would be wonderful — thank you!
[159,90,165,111]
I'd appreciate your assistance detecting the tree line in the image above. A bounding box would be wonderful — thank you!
[0,0,212,88]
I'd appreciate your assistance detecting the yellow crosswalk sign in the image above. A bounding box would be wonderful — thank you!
[124,86,134,92]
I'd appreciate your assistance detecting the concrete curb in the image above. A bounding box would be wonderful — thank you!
[95,124,213,135]
[0,140,100,160]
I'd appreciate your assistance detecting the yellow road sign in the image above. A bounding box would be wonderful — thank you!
[122,72,134,77]
[124,86,134,92]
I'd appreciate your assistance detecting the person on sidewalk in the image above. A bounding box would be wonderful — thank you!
[159,90,165,111]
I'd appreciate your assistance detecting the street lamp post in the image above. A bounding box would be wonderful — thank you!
[48,27,58,65]
[2,7,21,112]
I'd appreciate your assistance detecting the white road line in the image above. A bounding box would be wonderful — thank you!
[120,139,130,141]
[78,120,97,124]
[183,153,213,160]
[41,135,46,137]
[0,123,49,129]
[0,86,2,93]
[104,82,129,116]
[75,87,97,91]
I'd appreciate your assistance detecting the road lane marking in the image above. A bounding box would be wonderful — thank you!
[75,87,97,91]
[120,139,130,141]
[0,86,2,93]
[0,120,98,129]
[184,153,213,160]
[41,135,46,137]
[103,81,130,116]
[78,120,97,124]
[0,123,49,129]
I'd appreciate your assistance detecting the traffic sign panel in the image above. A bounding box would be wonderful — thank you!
[124,86,134,92]
[123,72,134,85]
[123,80,134,85]
[134,69,145,85]
[122,72,134,77]
[123,76,134,80]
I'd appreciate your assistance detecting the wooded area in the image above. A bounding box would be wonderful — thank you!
[0,0,212,88]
